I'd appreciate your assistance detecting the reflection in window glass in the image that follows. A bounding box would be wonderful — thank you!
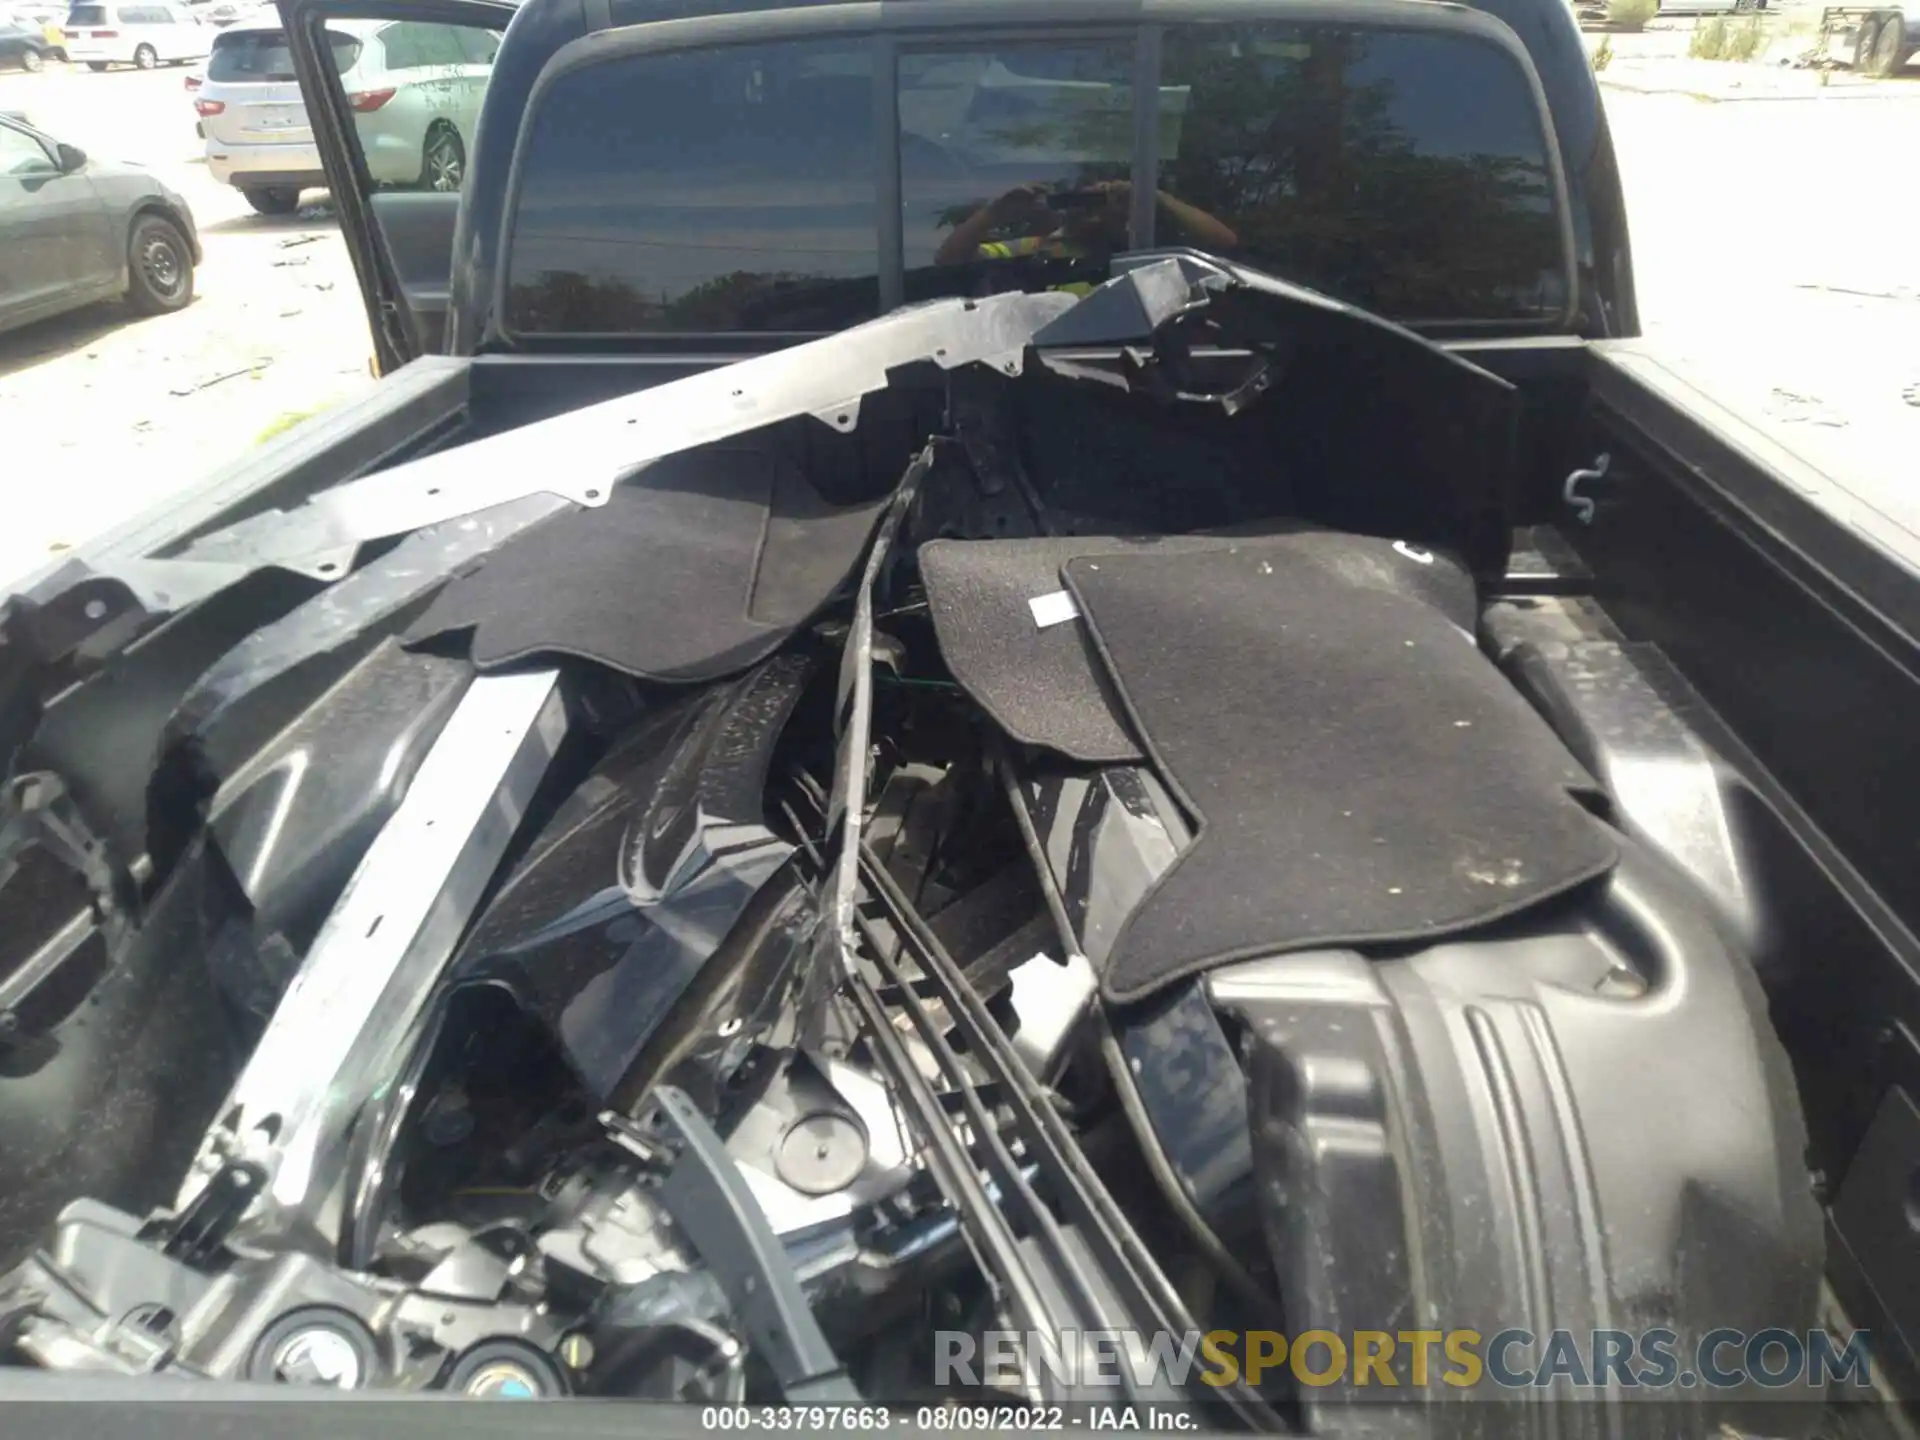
[900,43,1134,302]
[378,22,421,69]
[1157,25,1565,323]
[345,22,493,194]
[207,28,359,83]
[458,27,499,65]
[0,125,55,176]
[505,41,878,335]
[413,23,467,68]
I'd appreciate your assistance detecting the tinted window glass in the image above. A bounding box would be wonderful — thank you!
[377,20,418,67]
[0,124,56,176]
[384,21,461,68]
[209,27,359,81]
[901,41,1134,302]
[65,6,106,24]
[1156,24,1564,323]
[422,23,468,65]
[506,40,877,335]
[457,27,498,64]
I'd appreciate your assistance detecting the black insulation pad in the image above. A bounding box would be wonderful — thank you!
[407,447,889,682]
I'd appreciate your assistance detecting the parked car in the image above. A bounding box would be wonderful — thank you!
[197,16,493,215]
[0,110,198,335]
[61,1,208,69]
[2,3,68,56]
[0,17,55,67]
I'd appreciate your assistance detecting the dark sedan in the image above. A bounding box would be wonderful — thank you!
[0,113,200,337]
[0,19,56,68]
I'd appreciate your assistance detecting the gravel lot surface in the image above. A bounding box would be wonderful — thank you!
[1,35,1916,585]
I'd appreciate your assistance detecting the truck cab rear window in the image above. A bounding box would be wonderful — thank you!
[1156,26,1565,324]
[505,40,878,335]
[503,21,1565,336]
[899,41,1136,306]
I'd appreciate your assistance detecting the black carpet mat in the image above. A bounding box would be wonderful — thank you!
[406,447,889,682]
[1062,545,1616,1003]
[922,536,1175,764]
[920,530,1479,764]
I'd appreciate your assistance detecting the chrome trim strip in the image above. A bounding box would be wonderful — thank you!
[177,668,569,1239]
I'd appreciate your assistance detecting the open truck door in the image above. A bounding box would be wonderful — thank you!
[275,0,516,372]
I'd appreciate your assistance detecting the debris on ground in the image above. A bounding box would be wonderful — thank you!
[277,233,325,250]
[169,359,275,397]
[1794,282,1918,303]
[1765,388,1849,429]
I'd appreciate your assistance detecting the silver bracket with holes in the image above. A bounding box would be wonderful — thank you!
[175,291,1074,579]
[174,668,569,1241]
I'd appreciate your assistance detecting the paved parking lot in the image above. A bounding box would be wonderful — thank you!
[0,63,371,584]
[2,38,1917,585]
[1603,54,1920,531]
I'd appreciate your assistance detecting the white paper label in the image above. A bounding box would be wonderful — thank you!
[1029,591,1080,629]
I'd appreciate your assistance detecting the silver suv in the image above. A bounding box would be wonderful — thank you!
[197,17,494,216]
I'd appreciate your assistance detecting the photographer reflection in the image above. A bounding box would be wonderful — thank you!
[933,178,1239,268]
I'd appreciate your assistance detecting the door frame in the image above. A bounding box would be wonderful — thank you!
[275,0,517,372]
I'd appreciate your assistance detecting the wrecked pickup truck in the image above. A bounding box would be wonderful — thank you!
[2,0,1917,1428]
